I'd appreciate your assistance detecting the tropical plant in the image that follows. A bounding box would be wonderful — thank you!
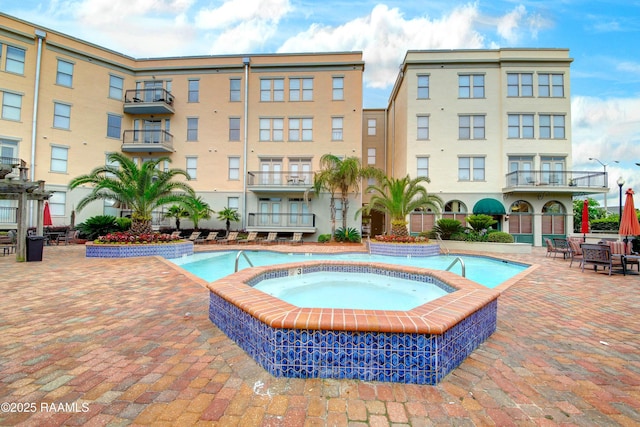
[184,196,213,230]
[115,217,132,231]
[75,215,119,240]
[95,231,180,244]
[334,227,361,243]
[69,153,195,235]
[216,207,240,235]
[317,234,332,243]
[164,205,190,230]
[360,175,443,236]
[432,218,464,240]
[313,154,382,240]
[466,214,497,232]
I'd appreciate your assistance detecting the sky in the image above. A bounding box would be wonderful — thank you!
[3,0,640,208]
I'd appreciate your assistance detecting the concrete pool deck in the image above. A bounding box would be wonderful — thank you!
[0,243,638,425]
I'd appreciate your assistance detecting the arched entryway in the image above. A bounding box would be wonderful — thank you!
[507,200,534,243]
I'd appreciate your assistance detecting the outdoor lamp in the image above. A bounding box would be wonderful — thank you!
[617,176,625,227]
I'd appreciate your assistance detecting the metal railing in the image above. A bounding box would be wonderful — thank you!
[235,250,254,272]
[445,256,466,277]
[0,207,18,224]
[247,212,316,228]
[124,88,174,105]
[247,171,313,187]
[505,170,606,188]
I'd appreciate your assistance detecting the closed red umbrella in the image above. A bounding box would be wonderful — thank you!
[580,199,589,241]
[43,201,53,226]
[619,188,640,240]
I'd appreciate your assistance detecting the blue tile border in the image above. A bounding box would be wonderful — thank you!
[85,241,194,259]
[369,242,441,257]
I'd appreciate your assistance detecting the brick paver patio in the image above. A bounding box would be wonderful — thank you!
[0,243,638,426]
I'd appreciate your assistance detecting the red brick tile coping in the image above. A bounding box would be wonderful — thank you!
[206,261,499,334]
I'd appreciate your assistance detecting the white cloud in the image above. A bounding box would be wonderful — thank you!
[194,0,291,30]
[495,4,527,43]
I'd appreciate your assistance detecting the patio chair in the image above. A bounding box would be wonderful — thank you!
[260,232,278,245]
[580,243,614,275]
[57,230,78,245]
[238,231,258,244]
[186,231,201,242]
[217,231,239,245]
[551,238,570,259]
[288,232,304,245]
[170,231,182,239]
[604,241,639,273]
[567,239,583,268]
[195,231,219,244]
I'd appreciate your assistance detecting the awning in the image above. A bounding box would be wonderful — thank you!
[473,198,506,215]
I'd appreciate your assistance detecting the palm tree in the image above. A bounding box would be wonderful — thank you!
[69,153,196,234]
[217,207,240,236]
[361,175,443,236]
[164,205,189,230]
[313,154,381,239]
[184,196,213,230]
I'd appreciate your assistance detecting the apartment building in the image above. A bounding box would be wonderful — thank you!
[0,14,364,237]
[386,49,606,246]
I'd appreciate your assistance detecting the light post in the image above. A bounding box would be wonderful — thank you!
[617,176,625,228]
[589,157,619,213]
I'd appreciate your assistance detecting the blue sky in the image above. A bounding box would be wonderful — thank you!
[4,0,640,207]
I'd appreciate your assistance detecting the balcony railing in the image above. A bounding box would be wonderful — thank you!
[247,212,316,231]
[0,157,22,179]
[123,89,175,115]
[504,170,607,189]
[122,130,174,153]
[0,206,18,224]
[247,171,313,191]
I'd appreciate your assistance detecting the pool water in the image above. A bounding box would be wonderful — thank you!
[171,251,528,288]
[254,271,450,310]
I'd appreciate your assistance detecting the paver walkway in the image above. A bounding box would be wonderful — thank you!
[0,243,638,426]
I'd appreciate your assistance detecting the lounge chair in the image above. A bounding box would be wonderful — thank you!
[580,243,614,275]
[288,232,303,245]
[218,231,239,245]
[170,231,182,239]
[195,231,219,244]
[551,238,570,259]
[567,239,583,268]
[187,232,201,242]
[260,232,278,245]
[238,231,258,244]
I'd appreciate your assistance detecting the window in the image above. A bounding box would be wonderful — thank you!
[539,114,565,139]
[260,118,284,141]
[367,119,376,136]
[106,114,122,138]
[417,75,429,99]
[229,117,240,141]
[1,92,21,121]
[288,118,312,142]
[459,115,485,140]
[458,156,485,181]
[260,78,284,102]
[186,157,197,179]
[367,148,376,165]
[508,114,534,138]
[332,117,343,141]
[50,145,68,173]
[332,77,344,100]
[109,75,124,100]
[417,157,429,178]
[228,157,240,180]
[53,103,71,129]
[539,73,564,97]
[230,78,241,102]
[417,115,429,140]
[289,78,313,101]
[187,118,198,141]
[56,59,74,87]
[0,138,18,162]
[188,79,199,103]
[6,46,25,74]
[48,191,66,216]
[228,197,239,210]
[459,74,484,98]
[507,73,533,97]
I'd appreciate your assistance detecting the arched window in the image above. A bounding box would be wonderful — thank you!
[443,200,468,224]
[542,201,566,235]
[508,200,533,235]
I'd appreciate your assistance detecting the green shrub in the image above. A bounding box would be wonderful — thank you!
[432,218,464,240]
[466,214,497,232]
[317,234,332,243]
[115,217,132,231]
[76,215,119,240]
[487,231,514,243]
[591,216,620,231]
[334,227,361,243]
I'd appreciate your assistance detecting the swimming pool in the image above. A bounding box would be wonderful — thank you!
[171,250,528,288]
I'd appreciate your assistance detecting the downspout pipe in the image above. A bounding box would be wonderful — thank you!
[242,57,250,229]
[30,29,47,226]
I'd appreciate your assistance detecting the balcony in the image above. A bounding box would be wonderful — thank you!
[503,170,609,195]
[247,171,313,193]
[122,130,174,153]
[123,89,175,115]
[0,157,22,179]
[247,212,316,233]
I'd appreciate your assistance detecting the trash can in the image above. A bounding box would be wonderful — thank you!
[26,235,45,262]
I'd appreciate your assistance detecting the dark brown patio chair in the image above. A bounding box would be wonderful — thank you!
[580,243,614,275]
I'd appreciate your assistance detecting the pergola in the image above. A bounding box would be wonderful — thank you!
[0,161,52,261]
